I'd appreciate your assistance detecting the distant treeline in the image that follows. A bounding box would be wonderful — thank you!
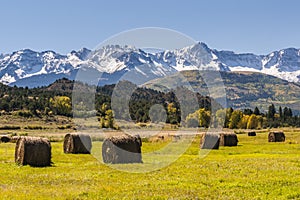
[186,104,300,129]
[0,79,213,125]
[0,78,299,128]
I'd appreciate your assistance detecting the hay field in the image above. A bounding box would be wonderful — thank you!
[0,129,300,199]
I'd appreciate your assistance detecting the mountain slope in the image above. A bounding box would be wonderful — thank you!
[143,70,300,114]
[1,42,300,87]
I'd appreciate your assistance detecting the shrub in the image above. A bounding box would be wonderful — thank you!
[24,125,43,130]
[15,110,33,118]
[0,125,21,130]
[57,124,72,129]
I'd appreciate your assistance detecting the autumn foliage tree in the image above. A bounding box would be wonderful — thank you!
[247,114,259,129]
[50,96,72,116]
[167,103,178,124]
[185,108,211,128]
[99,103,115,129]
[228,110,243,129]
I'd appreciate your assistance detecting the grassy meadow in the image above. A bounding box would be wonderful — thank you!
[0,128,300,199]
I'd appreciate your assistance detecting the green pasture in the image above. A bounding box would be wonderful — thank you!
[0,130,300,199]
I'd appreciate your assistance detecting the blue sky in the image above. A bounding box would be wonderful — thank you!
[1,0,300,55]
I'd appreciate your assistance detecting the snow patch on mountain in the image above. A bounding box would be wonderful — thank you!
[0,73,16,84]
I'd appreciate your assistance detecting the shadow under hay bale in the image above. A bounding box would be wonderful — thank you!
[220,133,238,146]
[268,131,285,142]
[0,135,11,143]
[200,133,220,149]
[15,137,51,167]
[102,134,142,164]
[248,131,256,136]
[63,133,92,154]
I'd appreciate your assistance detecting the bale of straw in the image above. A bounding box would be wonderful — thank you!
[0,135,11,143]
[172,135,181,142]
[200,133,220,149]
[268,131,285,142]
[248,131,256,136]
[11,136,23,143]
[220,133,238,146]
[63,133,92,154]
[15,136,51,167]
[102,134,142,164]
[149,135,165,143]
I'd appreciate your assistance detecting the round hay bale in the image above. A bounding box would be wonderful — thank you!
[220,133,238,146]
[102,134,142,164]
[268,131,285,142]
[248,131,256,136]
[0,135,11,143]
[15,136,51,167]
[200,133,220,149]
[172,135,181,142]
[11,136,23,143]
[149,135,165,143]
[63,133,92,154]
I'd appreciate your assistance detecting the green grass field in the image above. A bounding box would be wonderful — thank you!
[0,129,300,199]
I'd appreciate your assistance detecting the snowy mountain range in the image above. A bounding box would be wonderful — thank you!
[1,42,300,87]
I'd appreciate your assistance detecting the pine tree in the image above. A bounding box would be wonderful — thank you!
[267,104,276,119]
[288,108,293,117]
[243,108,253,115]
[225,107,234,128]
[279,106,283,119]
[283,107,289,121]
[254,107,260,115]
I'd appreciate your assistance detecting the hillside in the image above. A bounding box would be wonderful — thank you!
[143,70,300,113]
[0,78,214,124]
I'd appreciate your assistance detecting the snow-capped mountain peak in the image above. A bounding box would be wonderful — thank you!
[1,42,300,87]
[70,48,91,60]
